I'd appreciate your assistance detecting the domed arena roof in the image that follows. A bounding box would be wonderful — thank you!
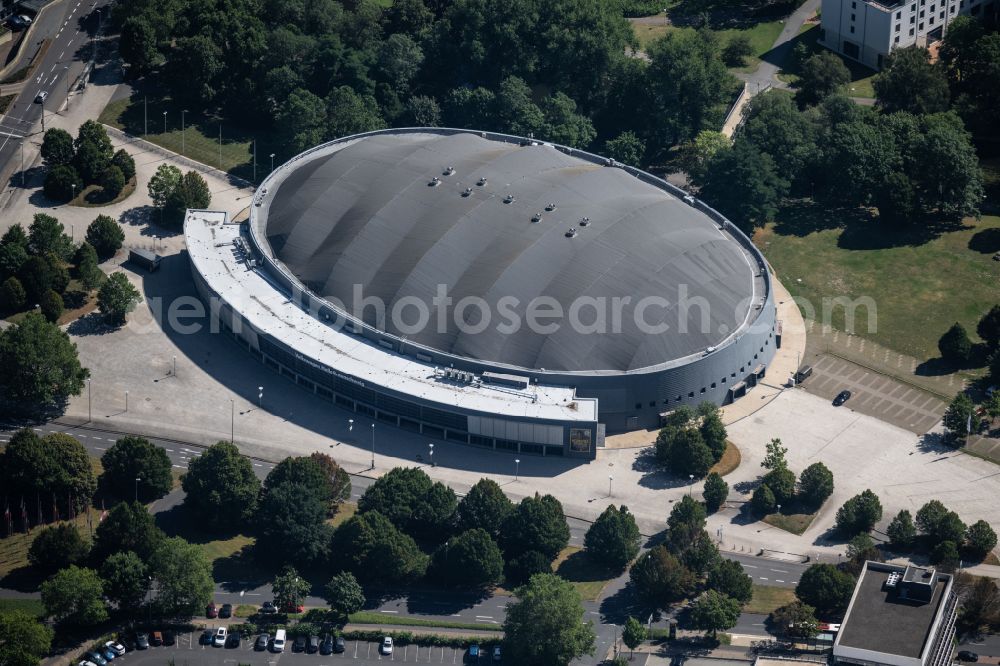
[257,130,759,373]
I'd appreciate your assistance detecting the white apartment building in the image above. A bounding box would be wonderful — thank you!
[820,0,996,69]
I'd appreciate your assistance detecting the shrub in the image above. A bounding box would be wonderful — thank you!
[112,149,136,181]
[85,215,125,260]
[39,289,63,323]
[99,166,126,199]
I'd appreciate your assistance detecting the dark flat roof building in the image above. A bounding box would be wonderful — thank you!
[833,562,957,666]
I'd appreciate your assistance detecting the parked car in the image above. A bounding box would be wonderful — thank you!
[163,630,175,646]
[466,644,479,662]
[255,634,269,651]
[281,602,304,613]
[78,661,98,666]
[259,601,277,614]
[219,603,232,618]
[334,636,346,653]
[225,631,241,649]
[381,637,393,655]
[493,645,501,662]
[199,630,213,645]
[104,641,126,657]
[308,635,320,653]
[206,602,218,618]
[320,635,334,655]
[98,646,116,661]
[213,627,227,648]
[33,91,47,104]
[134,633,149,650]
[958,652,979,663]
[83,652,107,666]
[16,14,31,25]
[272,629,286,653]
[833,390,852,406]
[292,635,307,652]
[150,632,163,647]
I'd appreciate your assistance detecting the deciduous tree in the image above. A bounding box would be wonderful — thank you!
[330,510,428,583]
[938,322,973,364]
[690,590,741,637]
[874,47,950,115]
[628,545,696,609]
[0,609,53,666]
[28,523,90,574]
[456,478,514,537]
[100,551,149,612]
[621,616,646,660]
[150,537,214,616]
[101,436,173,502]
[502,573,595,666]
[795,563,855,617]
[271,565,311,613]
[40,565,107,626]
[887,510,917,549]
[181,441,260,529]
[92,501,164,562]
[797,51,850,106]
[702,472,728,513]
[430,528,504,588]
[324,571,364,620]
[500,493,570,560]
[967,520,998,559]
[706,558,753,604]
[798,462,834,507]
[97,272,141,325]
[835,489,882,535]
[358,466,456,539]
[584,504,641,572]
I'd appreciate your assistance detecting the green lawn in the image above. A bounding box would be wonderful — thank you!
[552,545,616,601]
[762,508,817,535]
[744,585,796,615]
[756,211,1000,362]
[0,598,45,617]
[632,21,785,72]
[348,611,503,632]
[99,97,263,180]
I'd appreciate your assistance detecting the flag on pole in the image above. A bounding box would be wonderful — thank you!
[20,496,28,533]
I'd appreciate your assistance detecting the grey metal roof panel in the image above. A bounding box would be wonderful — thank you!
[262,132,756,373]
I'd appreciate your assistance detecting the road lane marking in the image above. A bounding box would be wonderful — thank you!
[769,568,789,573]
[759,577,769,581]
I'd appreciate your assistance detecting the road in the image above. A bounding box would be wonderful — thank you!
[0,0,112,184]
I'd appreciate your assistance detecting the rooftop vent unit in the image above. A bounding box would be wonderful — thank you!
[531,213,543,223]
[545,203,557,211]
[443,166,455,176]
[885,572,901,588]
[565,228,577,238]
[477,177,487,186]
[579,217,590,227]
[462,188,473,198]
[428,177,441,187]
[503,194,515,204]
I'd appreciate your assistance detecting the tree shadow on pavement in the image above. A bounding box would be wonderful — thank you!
[633,449,694,491]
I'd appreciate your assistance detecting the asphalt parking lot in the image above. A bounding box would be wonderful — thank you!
[799,354,947,434]
[113,631,498,665]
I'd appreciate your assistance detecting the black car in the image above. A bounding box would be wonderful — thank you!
[255,634,269,651]
[199,630,214,646]
[292,635,307,653]
[320,635,334,655]
[334,636,346,654]
[134,633,149,650]
[260,601,277,614]
[163,630,175,646]
[219,603,233,619]
[958,652,979,663]
[833,390,852,406]
[225,632,241,649]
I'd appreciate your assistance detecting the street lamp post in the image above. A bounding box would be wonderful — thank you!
[181,109,188,155]
[162,110,167,136]
[253,140,257,184]
[71,183,76,204]
[125,390,129,413]
[514,458,520,481]
[608,475,613,497]
[428,443,434,467]
[230,399,235,443]
[20,142,24,186]
[134,477,141,502]
[172,355,176,377]
[86,379,91,423]
[689,474,694,496]
[370,423,376,469]
[348,418,353,433]
[270,153,275,174]
[258,386,263,407]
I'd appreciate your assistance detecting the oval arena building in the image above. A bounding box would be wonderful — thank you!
[186,129,777,459]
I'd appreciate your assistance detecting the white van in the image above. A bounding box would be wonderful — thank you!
[272,629,286,653]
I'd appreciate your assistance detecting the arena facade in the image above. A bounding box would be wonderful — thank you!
[186,128,777,460]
